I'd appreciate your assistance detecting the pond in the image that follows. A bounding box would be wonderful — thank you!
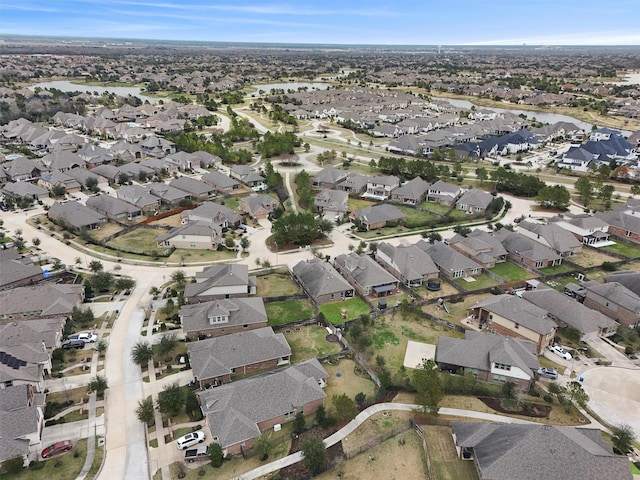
[29,80,161,104]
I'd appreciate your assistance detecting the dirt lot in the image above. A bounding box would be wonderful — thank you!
[147,213,183,227]
[570,249,619,268]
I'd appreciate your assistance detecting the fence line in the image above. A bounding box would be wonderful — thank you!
[343,421,412,459]
[412,421,434,480]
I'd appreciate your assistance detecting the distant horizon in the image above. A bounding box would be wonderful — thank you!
[1,1,639,46]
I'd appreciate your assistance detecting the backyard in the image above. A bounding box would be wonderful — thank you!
[489,262,535,282]
[323,359,377,413]
[283,324,343,363]
[422,293,493,327]
[454,273,500,291]
[319,297,371,324]
[265,299,315,326]
[422,425,479,480]
[106,227,168,252]
[570,249,619,268]
[601,242,640,258]
[255,272,301,297]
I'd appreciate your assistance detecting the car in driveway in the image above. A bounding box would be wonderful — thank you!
[69,332,98,343]
[41,440,73,458]
[548,345,572,361]
[176,431,205,450]
[537,367,558,380]
[62,339,86,350]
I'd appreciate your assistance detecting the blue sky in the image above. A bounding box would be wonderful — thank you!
[1,0,639,45]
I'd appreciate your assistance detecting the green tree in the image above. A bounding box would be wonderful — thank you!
[564,381,589,408]
[208,442,224,467]
[156,332,179,361]
[171,270,187,286]
[255,432,274,460]
[89,260,104,273]
[574,177,594,207]
[184,389,202,421]
[272,212,323,246]
[131,341,154,366]
[599,184,615,204]
[355,392,367,408]
[115,277,136,292]
[88,375,108,398]
[332,393,358,421]
[611,423,636,454]
[536,185,571,210]
[91,271,114,292]
[292,411,306,434]
[301,435,327,475]
[630,185,640,197]
[136,397,156,426]
[94,339,108,357]
[411,359,444,416]
[86,176,99,193]
[476,167,488,184]
[32,237,41,248]
[156,382,187,417]
[2,456,24,475]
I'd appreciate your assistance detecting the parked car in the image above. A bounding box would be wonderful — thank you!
[176,431,205,450]
[537,367,558,380]
[547,345,572,361]
[62,339,85,350]
[41,440,73,459]
[69,332,98,343]
[184,445,210,463]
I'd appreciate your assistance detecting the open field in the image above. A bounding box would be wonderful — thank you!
[423,425,480,480]
[266,299,314,326]
[320,297,371,324]
[324,359,376,413]
[489,262,535,282]
[284,325,342,363]
[255,273,301,297]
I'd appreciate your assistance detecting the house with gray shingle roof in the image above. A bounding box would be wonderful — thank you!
[239,194,279,219]
[456,188,494,214]
[518,220,582,257]
[426,179,463,206]
[0,284,84,322]
[549,212,610,245]
[363,175,400,201]
[86,193,142,222]
[595,206,640,245]
[147,182,190,206]
[2,156,46,182]
[198,358,327,455]
[416,240,482,280]
[0,385,45,466]
[314,189,348,219]
[117,185,160,213]
[436,330,539,392]
[334,253,399,297]
[0,251,43,291]
[469,294,557,353]
[581,281,640,328]
[494,229,562,270]
[157,221,222,250]
[185,264,256,303]
[390,177,430,205]
[48,201,107,232]
[522,286,618,339]
[312,167,351,189]
[291,258,355,304]
[187,327,291,388]
[451,422,632,480]
[169,176,217,199]
[179,297,268,338]
[375,242,438,287]
[352,204,407,230]
[180,201,242,229]
[201,170,241,193]
[2,182,49,201]
[447,230,507,269]
[337,173,369,194]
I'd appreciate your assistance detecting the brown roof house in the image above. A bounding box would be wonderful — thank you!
[187,327,291,388]
[239,194,279,219]
[156,221,222,250]
[0,284,84,322]
[451,422,632,480]
[198,358,327,455]
[351,204,407,231]
[185,264,256,303]
[179,297,268,339]
[581,280,640,328]
[180,201,242,230]
[375,242,438,288]
[436,330,539,392]
[291,258,355,304]
[390,177,430,205]
[469,294,557,353]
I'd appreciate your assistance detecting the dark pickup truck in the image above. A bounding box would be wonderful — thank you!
[184,445,209,463]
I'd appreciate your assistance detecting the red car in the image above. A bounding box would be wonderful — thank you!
[41,440,73,459]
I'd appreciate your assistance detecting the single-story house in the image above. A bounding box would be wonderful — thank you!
[169,176,217,199]
[456,188,494,214]
[375,242,439,287]
[351,204,407,230]
[48,201,107,232]
[0,249,43,291]
[86,193,142,222]
[180,201,242,229]
[156,221,222,250]
[415,241,482,280]
[291,258,355,304]
[518,220,582,257]
[390,177,430,205]
[494,230,563,270]
[0,284,84,322]
[201,171,241,193]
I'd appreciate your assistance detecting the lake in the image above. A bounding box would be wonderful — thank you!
[29,80,161,104]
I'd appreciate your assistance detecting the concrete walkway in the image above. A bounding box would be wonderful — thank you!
[233,402,538,480]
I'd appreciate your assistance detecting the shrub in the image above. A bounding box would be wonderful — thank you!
[625,346,635,356]
[543,395,553,403]
[601,261,617,272]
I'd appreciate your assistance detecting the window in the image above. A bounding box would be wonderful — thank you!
[230,367,236,374]
[514,323,520,329]
[190,242,196,248]
[493,374,507,383]
[494,363,511,371]
[299,405,304,414]
[627,231,632,237]
[284,411,295,420]
[535,260,544,268]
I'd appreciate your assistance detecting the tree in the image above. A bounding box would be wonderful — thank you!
[88,375,108,398]
[355,392,367,408]
[94,339,108,357]
[86,176,99,193]
[149,286,160,298]
[611,423,636,454]
[51,184,67,198]
[574,177,594,207]
[115,277,136,292]
[292,411,306,434]
[156,382,187,417]
[476,167,488,184]
[422,232,442,244]
[255,432,274,460]
[272,212,323,246]
[208,442,224,468]
[2,456,24,475]
[599,184,615,204]
[89,260,104,273]
[171,270,186,286]
[136,397,156,426]
[32,237,41,248]
[536,185,571,210]
[564,381,589,408]
[412,359,444,416]
[301,435,327,475]
[91,271,114,292]
[157,332,179,361]
[630,185,640,197]
[131,341,154,366]
[331,393,358,421]
[184,389,202,421]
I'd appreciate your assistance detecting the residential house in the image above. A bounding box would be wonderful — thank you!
[447,230,507,269]
[334,253,399,297]
[469,294,557,353]
[0,248,43,291]
[522,287,618,340]
[169,176,217,199]
[352,204,407,230]
[198,358,327,455]
[314,189,349,219]
[147,182,190,207]
[456,189,494,214]
[65,167,108,190]
[185,264,256,303]
[596,206,640,244]
[494,229,563,270]
[179,297,268,338]
[362,175,400,201]
[436,330,539,392]
[239,195,279,219]
[230,165,266,191]
[451,422,632,480]
[180,201,242,229]
[201,171,241,193]
[336,174,369,195]
[37,170,82,194]
[0,385,45,466]
[48,201,107,232]
[312,167,351,189]
[555,146,596,172]
[90,164,123,185]
[549,213,610,245]
[426,180,463,206]
[517,220,582,257]
[375,242,438,287]
[156,221,222,250]
[291,258,354,304]
[390,177,430,205]
[39,151,86,173]
[0,284,84,322]
[604,270,640,296]
[581,281,640,328]
[416,241,483,280]
[117,162,155,181]
[2,182,49,202]
[86,194,142,222]
[139,135,176,157]
[187,327,291,388]
[117,185,161,214]
[2,156,46,182]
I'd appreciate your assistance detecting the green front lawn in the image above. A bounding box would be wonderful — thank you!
[454,273,500,290]
[320,297,371,324]
[489,262,535,282]
[266,299,314,326]
[602,242,640,258]
[2,439,88,480]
